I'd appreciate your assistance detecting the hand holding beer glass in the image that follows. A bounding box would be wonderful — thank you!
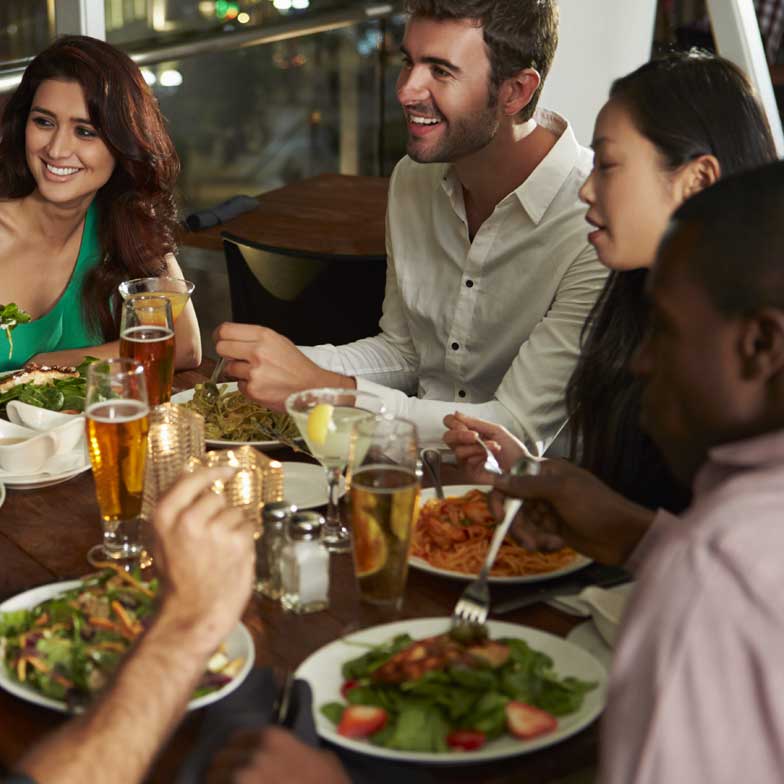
[347,416,420,609]
[119,295,175,406]
[85,358,150,567]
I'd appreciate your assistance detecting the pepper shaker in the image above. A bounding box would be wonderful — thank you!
[256,501,297,600]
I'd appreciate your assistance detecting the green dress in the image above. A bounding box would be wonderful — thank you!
[0,201,103,372]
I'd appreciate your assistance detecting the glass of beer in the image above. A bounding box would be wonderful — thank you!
[119,295,175,406]
[347,416,420,609]
[119,277,195,322]
[85,358,150,568]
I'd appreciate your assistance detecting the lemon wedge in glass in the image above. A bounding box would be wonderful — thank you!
[307,403,334,445]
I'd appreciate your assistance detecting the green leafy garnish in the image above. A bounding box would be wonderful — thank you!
[0,303,32,360]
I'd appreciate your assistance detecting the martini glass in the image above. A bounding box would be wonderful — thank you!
[285,388,384,552]
[118,277,195,323]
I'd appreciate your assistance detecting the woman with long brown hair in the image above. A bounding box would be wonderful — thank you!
[0,35,200,371]
[443,51,777,512]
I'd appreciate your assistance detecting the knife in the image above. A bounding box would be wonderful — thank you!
[492,565,631,615]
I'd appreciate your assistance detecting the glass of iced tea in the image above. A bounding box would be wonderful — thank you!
[347,416,420,609]
[119,295,175,406]
[118,277,195,322]
[85,358,150,568]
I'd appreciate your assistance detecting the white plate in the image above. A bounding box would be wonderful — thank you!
[0,445,91,490]
[296,617,607,765]
[0,480,5,509]
[409,485,592,584]
[282,461,345,510]
[0,580,254,713]
[171,383,296,449]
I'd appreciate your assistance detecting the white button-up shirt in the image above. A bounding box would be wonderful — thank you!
[301,110,607,453]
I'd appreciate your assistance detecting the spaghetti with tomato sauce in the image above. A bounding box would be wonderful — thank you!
[411,490,577,577]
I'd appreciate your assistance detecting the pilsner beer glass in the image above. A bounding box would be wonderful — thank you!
[347,416,420,609]
[85,358,150,568]
[119,294,175,406]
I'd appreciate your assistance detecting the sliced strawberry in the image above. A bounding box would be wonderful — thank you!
[340,679,359,698]
[337,705,388,738]
[447,729,486,751]
[505,701,557,740]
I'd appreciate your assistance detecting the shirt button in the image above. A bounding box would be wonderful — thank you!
[465,279,474,288]
[458,390,466,398]
[451,342,459,351]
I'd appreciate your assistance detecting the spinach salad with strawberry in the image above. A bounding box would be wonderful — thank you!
[320,630,596,753]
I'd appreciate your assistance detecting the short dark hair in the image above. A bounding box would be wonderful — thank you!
[669,160,784,317]
[610,50,776,177]
[403,0,559,120]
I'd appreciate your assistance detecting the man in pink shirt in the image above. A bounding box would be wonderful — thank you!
[495,159,784,783]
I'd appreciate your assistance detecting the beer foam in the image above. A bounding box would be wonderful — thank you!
[121,325,174,342]
[86,399,149,423]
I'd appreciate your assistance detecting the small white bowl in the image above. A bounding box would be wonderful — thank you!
[6,400,80,430]
[579,582,635,648]
[0,420,58,474]
[47,416,87,453]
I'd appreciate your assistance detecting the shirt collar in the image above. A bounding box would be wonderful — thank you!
[514,109,581,224]
[439,108,582,226]
[694,428,784,495]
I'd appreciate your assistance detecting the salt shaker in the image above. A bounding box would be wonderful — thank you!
[280,511,329,614]
[256,501,296,600]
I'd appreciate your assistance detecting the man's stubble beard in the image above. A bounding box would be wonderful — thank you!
[407,90,501,164]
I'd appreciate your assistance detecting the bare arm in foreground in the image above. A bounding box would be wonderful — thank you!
[15,466,254,784]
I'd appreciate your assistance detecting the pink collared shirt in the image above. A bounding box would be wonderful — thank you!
[600,429,784,784]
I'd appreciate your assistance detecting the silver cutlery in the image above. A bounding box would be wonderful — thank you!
[203,357,226,402]
[451,458,540,629]
[421,448,445,500]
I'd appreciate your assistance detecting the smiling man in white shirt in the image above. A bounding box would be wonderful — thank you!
[215,0,607,454]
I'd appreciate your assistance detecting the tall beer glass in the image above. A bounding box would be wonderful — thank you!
[347,416,420,609]
[119,295,175,406]
[85,358,150,567]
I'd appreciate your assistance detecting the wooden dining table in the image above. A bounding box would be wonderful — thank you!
[0,361,599,783]
[178,174,388,261]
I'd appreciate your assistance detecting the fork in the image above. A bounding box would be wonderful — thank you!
[475,436,502,476]
[203,357,226,402]
[451,458,540,629]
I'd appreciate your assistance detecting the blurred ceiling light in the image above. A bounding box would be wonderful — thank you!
[237,12,250,23]
[273,0,292,9]
[159,69,183,87]
[141,69,157,86]
[197,0,215,15]
[292,0,309,8]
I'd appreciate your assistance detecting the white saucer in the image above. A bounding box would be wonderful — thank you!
[0,445,91,490]
[281,462,346,510]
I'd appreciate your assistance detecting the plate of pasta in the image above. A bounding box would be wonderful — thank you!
[171,382,301,449]
[410,486,591,584]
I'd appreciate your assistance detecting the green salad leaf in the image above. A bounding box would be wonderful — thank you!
[0,356,96,415]
[321,633,597,754]
[0,303,32,360]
